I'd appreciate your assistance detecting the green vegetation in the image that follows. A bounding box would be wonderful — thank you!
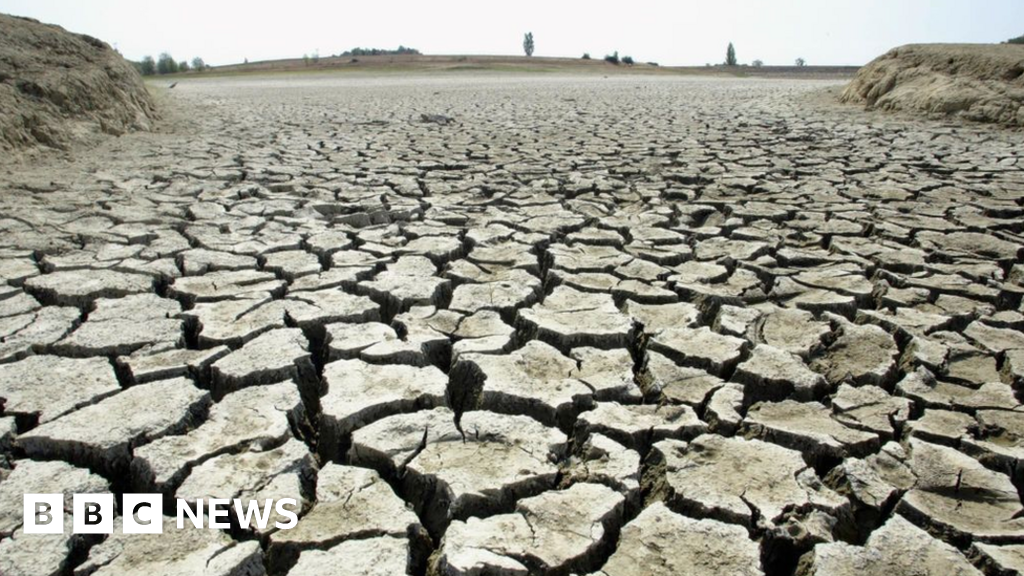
[726,42,737,66]
[134,53,208,76]
[604,51,620,65]
[156,52,177,74]
[795,57,806,67]
[752,59,763,67]
[582,53,591,60]
[340,46,420,56]
[138,55,155,76]
[523,32,535,57]
[1007,34,1024,44]
[622,55,634,65]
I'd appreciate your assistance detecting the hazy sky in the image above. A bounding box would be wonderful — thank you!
[5,0,1023,67]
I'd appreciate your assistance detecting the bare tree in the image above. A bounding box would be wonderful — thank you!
[523,32,535,57]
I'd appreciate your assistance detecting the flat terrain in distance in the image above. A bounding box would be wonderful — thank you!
[2,70,1024,576]
[208,53,860,79]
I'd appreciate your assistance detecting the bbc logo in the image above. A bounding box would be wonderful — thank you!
[24,494,299,534]
[24,494,162,534]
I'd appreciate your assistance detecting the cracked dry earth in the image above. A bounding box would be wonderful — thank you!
[2,72,1024,576]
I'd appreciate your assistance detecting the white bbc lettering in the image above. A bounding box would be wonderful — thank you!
[72,493,114,534]
[207,498,231,529]
[123,494,163,534]
[233,499,273,530]
[177,498,203,529]
[274,498,298,530]
[24,494,302,533]
[23,494,64,534]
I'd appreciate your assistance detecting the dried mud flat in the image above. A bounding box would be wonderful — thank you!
[2,72,1024,576]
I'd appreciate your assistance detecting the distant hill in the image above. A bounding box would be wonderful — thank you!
[206,54,859,79]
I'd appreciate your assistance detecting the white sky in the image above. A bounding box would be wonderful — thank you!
[4,0,1023,67]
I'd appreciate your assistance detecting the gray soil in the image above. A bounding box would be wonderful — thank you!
[1,70,1024,576]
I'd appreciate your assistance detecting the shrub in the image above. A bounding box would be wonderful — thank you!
[752,59,763,67]
[604,51,620,65]
[795,57,806,67]
[622,55,634,65]
[342,47,421,56]
[156,53,177,74]
[725,42,737,66]
[139,55,156,76]
[647,62,659,66]
[1007,34,1024,44]
[191,57,205,71]
[523,32,535,57]
[582,53,591,60]
[178,60,189,72]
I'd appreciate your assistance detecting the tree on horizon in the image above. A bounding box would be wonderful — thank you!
[156,52,178,75]
[726,42,737,66]
[139,55,155,76]
[523,32,535,57]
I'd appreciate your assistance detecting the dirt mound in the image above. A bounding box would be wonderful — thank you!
[0,13,156,153]
[840,44,1024,126]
